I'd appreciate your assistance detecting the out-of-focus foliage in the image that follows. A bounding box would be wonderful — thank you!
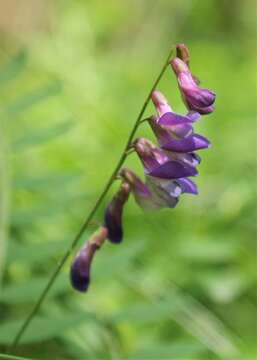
[0,0,256,359]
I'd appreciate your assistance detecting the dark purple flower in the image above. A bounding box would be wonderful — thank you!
[134,138,198,180]
[104,182,131,243]
[70,226,108,292]
[171,57,216,114]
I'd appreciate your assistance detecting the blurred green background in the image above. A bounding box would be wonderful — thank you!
[0,0,256,359]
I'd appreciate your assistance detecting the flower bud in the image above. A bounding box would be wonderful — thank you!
[104,182,131,243]
[70,226,108,292]
[171,57,216,115]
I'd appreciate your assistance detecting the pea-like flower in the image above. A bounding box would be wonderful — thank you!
[134,137,198,180]
[171,57,216,114]
[151,90,200,139]
[70,226,108,292]
[120,168,179,210]
[104,182,131,243]
[149,115,210,153]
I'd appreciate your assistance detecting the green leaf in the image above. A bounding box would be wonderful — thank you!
[0,50,27,84]
[11,120,73,152]
[0,313,95,344]
[0,273,69,304]
[6,81,62,114]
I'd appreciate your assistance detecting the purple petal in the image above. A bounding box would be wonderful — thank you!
[186,111,201,122]
[148,160,198,179]
[167,152,201,167]
[176,178,198,194]
[146,176,180,208]
[157,112,194,138]
[158,112,193,126]
[70,246,96,292]
[184,88,216,108]
[161,134,211,153]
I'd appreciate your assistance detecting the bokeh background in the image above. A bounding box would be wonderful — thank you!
[0,1,256,359]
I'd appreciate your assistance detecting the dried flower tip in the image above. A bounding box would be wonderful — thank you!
[70,226,108,292]
[104,182,131,244]
[176,43,190,66]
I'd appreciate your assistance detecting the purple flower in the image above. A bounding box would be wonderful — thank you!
[104,182,131,243]
[149,115,210,153]
[120,168,179,210]
[151,91,200,139]
[134,137,198,180]
[70,227,108,292]
[171,57,216,114]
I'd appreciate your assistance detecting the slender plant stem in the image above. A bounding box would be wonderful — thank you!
[9,45,174,352]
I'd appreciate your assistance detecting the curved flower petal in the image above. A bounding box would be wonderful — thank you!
[176,178,198,194]
[167,152,201,167]
[148,160,198,179]
[146,176,180,208]
[161,134,211,153]
[157,112,194,138]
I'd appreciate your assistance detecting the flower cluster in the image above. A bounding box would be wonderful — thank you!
[70,44,216,292]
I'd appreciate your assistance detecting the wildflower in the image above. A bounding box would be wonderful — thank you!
[70,226,108,292]
[104,182,131,243]
[171,57,216,114]
[151,90,200,138]
[120,167,179,209]
[134,137,198,179]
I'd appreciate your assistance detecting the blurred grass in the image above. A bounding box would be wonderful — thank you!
[0,0,256,359]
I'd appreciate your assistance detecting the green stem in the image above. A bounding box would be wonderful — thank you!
[0,117,10,287]
[9,45,174,352]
